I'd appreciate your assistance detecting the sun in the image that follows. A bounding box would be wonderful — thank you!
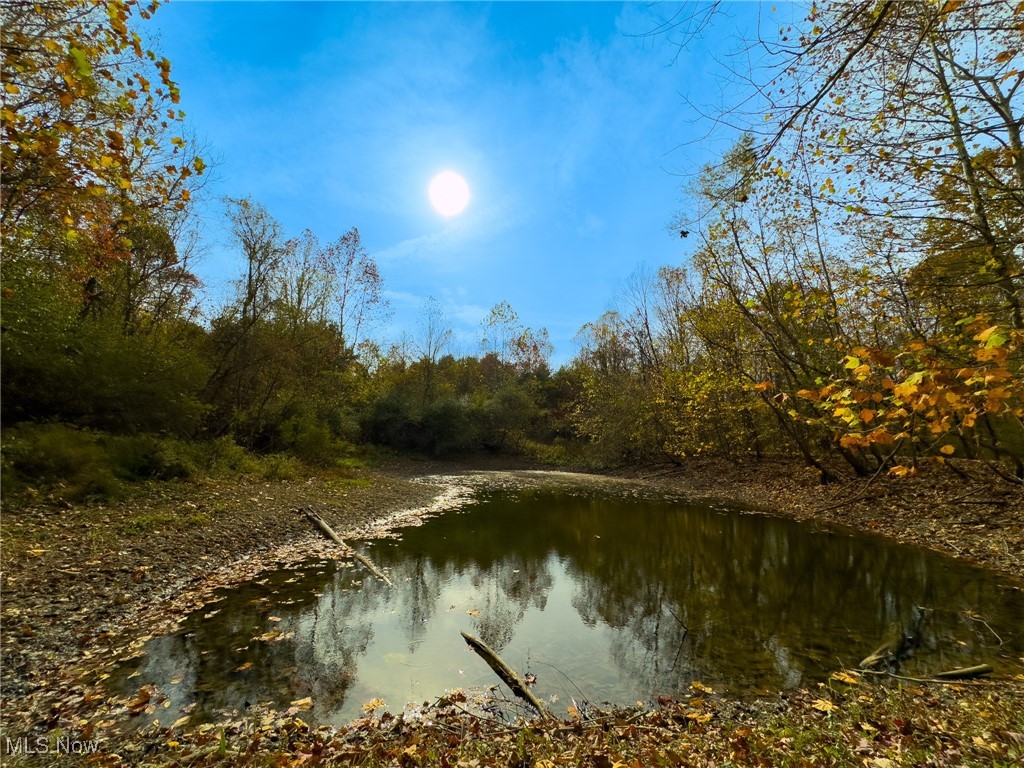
[428,171,470,217]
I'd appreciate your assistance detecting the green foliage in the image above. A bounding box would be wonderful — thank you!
[1,424,121,501]
[0,424,333,501]
[260,455,303,482]
[1,262,210,434]
[1,424,207,501]
[279,414,353,467]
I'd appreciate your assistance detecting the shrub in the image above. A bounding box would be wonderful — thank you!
[280,415,349,467]
[1,424,121,501]
[261,454,302,481]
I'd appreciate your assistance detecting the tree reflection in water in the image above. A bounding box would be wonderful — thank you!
[110,488,1024,726]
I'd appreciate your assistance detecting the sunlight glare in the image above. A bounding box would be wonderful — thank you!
[428,171,470,217]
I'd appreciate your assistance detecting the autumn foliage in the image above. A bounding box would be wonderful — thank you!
[569,0,1023,481]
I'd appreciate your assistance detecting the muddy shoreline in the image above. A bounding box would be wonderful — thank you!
[1,457,1021,763]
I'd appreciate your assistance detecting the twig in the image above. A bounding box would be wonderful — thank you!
[965,614,1003,646]
[859,669,999,686]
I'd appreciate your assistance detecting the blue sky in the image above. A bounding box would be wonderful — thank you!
[151,1,777,364]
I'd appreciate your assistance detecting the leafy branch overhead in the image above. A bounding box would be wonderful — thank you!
[1,0,205,270]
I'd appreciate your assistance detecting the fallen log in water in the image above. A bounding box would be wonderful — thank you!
[300,507,392,586]
[460,630,551,720]
[858,618,924,671]
[858,637,904,671]
[932,664,994,680]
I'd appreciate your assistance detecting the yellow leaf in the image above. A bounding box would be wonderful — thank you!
[466,609,480,616]
[973,324,1000,342]
[289,696,312,710]
[811,698,838,713]
[690,681,715,694]
[888,465,916,478]
[361,698,385,712]
[25,549,47,557]
[940,444,955,455]
[830,670,861,685]
[4,83,20,94]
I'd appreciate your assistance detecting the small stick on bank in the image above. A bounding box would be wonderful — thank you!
[301,507,392,586]
[460,630,552,720]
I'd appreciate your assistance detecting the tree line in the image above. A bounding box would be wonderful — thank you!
[2,0,1021,489]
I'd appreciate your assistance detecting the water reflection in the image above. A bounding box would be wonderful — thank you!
[110,487,1024,726]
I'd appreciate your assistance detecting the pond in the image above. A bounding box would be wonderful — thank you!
[109,479,1024,727]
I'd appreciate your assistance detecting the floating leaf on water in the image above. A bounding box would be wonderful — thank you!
[361,698,385,713]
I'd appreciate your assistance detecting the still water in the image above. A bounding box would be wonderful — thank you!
[110,483,1024,726]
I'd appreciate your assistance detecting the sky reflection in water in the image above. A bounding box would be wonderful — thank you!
[110,488,1024,726]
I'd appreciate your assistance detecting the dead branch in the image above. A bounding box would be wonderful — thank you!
[460,631,551,720]
[300,506,392,586]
